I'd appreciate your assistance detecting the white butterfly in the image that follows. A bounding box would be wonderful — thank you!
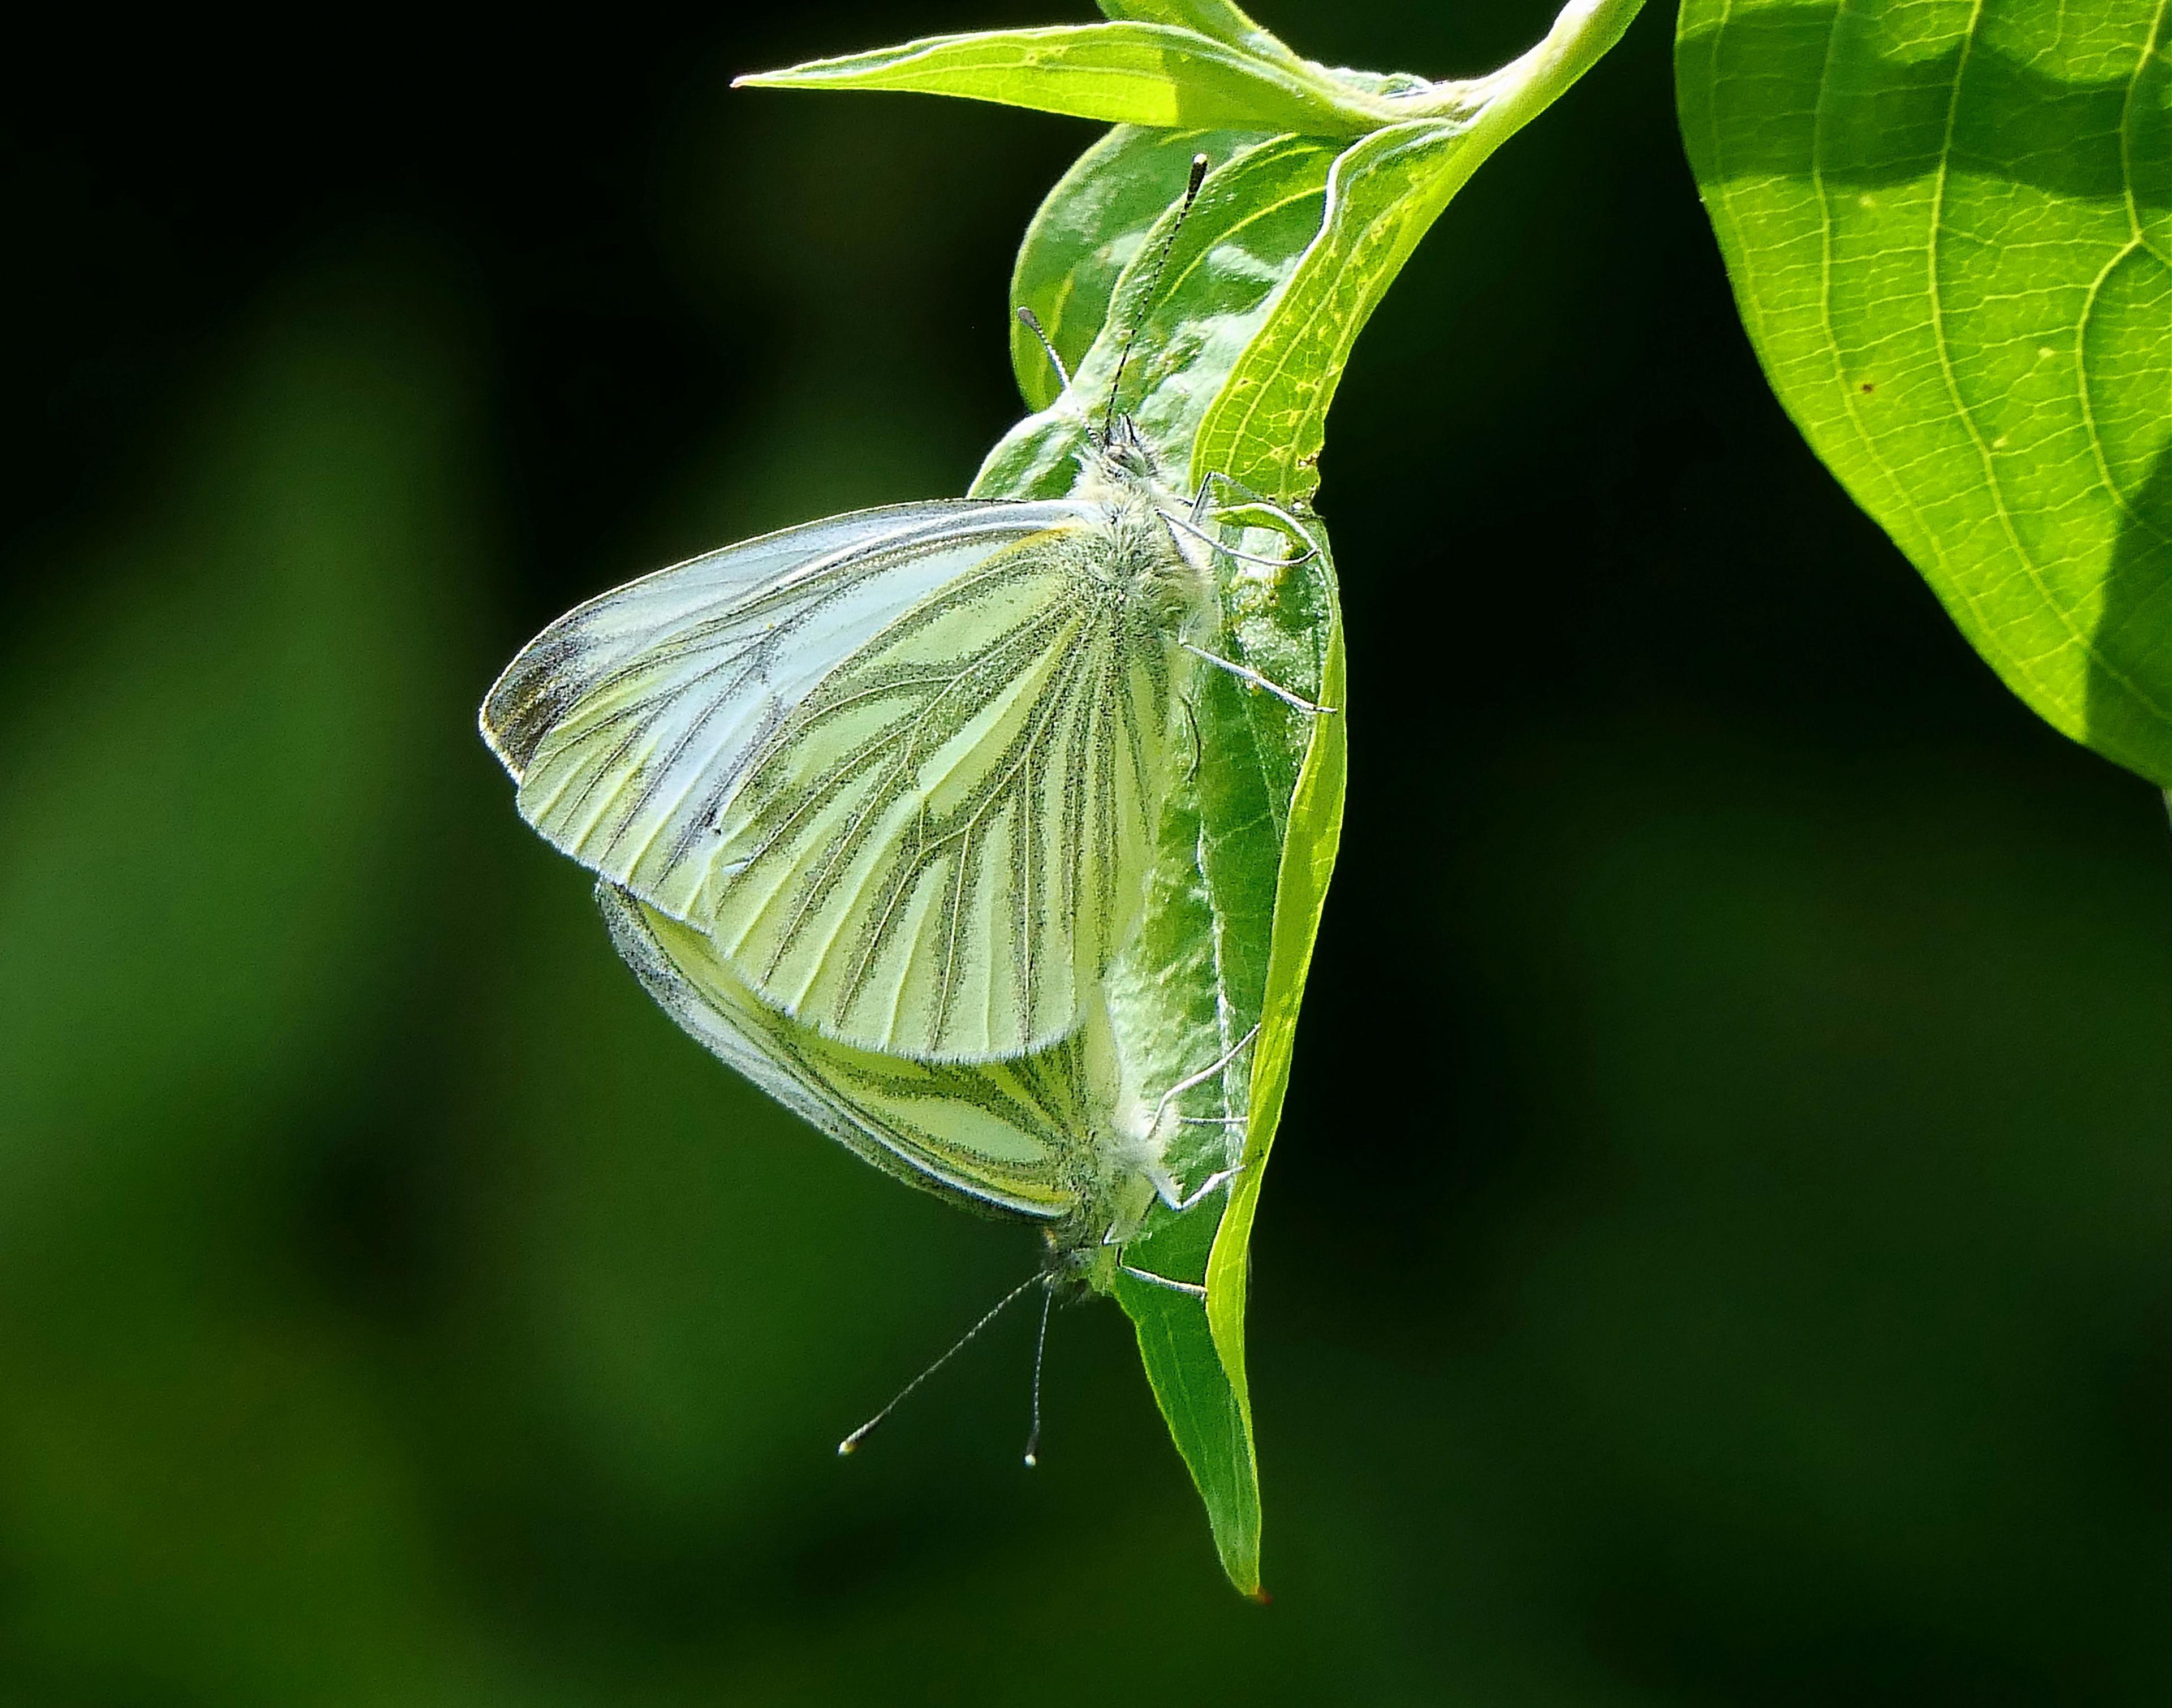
[482,407,1319,1065]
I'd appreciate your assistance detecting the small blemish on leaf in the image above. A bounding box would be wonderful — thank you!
[1859,381,1876,394]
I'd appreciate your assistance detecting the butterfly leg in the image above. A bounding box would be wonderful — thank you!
[1141,1025,1258,1209]
[1165,1165,1243,1213]
[1186,471,1321,566]
[1160,507,1308,570]
[1194,471,1316,545]
[1188,473,1343,652]
[1180,641,1336,715]
[1177,693,1204,786]
[1118,1265,1208,1299]
[1161,488,1335,714]
[1147,1024,1261,1139]
[1095,1218,1205,1301]
[1187,472,1216,528]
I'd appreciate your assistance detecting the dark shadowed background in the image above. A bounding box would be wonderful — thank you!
[3,2,2166,1702]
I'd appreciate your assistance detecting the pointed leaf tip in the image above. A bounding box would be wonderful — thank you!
[721,24,1395,135]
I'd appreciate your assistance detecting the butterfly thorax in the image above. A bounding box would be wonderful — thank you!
[1070,417,1215,641]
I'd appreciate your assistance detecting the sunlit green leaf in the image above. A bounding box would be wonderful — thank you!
[1100,568,1345,1599]
[1007,124,1278,412]
[975,142,1344,1584]
[1205,614,1346,1468]
[1093,0,1303,67]
[1110,1263,1260,1588]
[736,23,1379,136]
[982,132,1341,493]
[1193,118,1469,501]
[1188,0,1648,503]
[1110,538,1339,1594]
[1676,0,2172,786]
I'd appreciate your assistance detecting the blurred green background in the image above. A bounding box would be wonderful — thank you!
[3,2,2166,1701]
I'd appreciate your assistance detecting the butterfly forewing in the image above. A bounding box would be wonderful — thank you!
[485,502,1023,774]
[485,495,1192,1065]
[702,534,1179,1062]
[599,883,1100,1219]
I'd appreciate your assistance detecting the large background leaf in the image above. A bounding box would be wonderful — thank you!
[1677,0,2172,786]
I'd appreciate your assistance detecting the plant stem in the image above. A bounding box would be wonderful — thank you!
[1419,0,1648,128]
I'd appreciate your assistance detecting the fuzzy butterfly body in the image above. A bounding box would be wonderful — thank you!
[481,420,1214,1063]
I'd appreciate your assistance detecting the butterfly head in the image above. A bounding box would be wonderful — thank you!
[1041,1229,1116,1300]
[1089,411,1163,486]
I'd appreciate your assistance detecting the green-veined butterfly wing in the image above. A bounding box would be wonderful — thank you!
[484,495,1193,1064]
[482,500,1067,891]
[598,881,1105,1220]
[698,524,1184,1064]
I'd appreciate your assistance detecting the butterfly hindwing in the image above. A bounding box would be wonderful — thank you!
[598,882,1100,1219]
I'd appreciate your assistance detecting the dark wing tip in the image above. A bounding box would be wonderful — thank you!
[479,628,591,776]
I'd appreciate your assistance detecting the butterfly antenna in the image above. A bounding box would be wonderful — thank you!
[837,1269,1043,1457]
[1104,152,1210,430]
[1022,1284,1054,1468]
[1015,307,1071,393]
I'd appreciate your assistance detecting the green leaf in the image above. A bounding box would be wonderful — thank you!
[1187,0,1647,501]
[1676,0,2172,786]
[1111,1262,1260,1589]
[1206,614,1346,1466]
[1108,579,1346,1600]
[1111,539,1341,1595]
[1007,124,1279,412]
[1093,0,1304,68]
[736,23,1380,136]
[981,132,1342,494]
[963,0,1641,1591]
[1193,118,1472,502]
